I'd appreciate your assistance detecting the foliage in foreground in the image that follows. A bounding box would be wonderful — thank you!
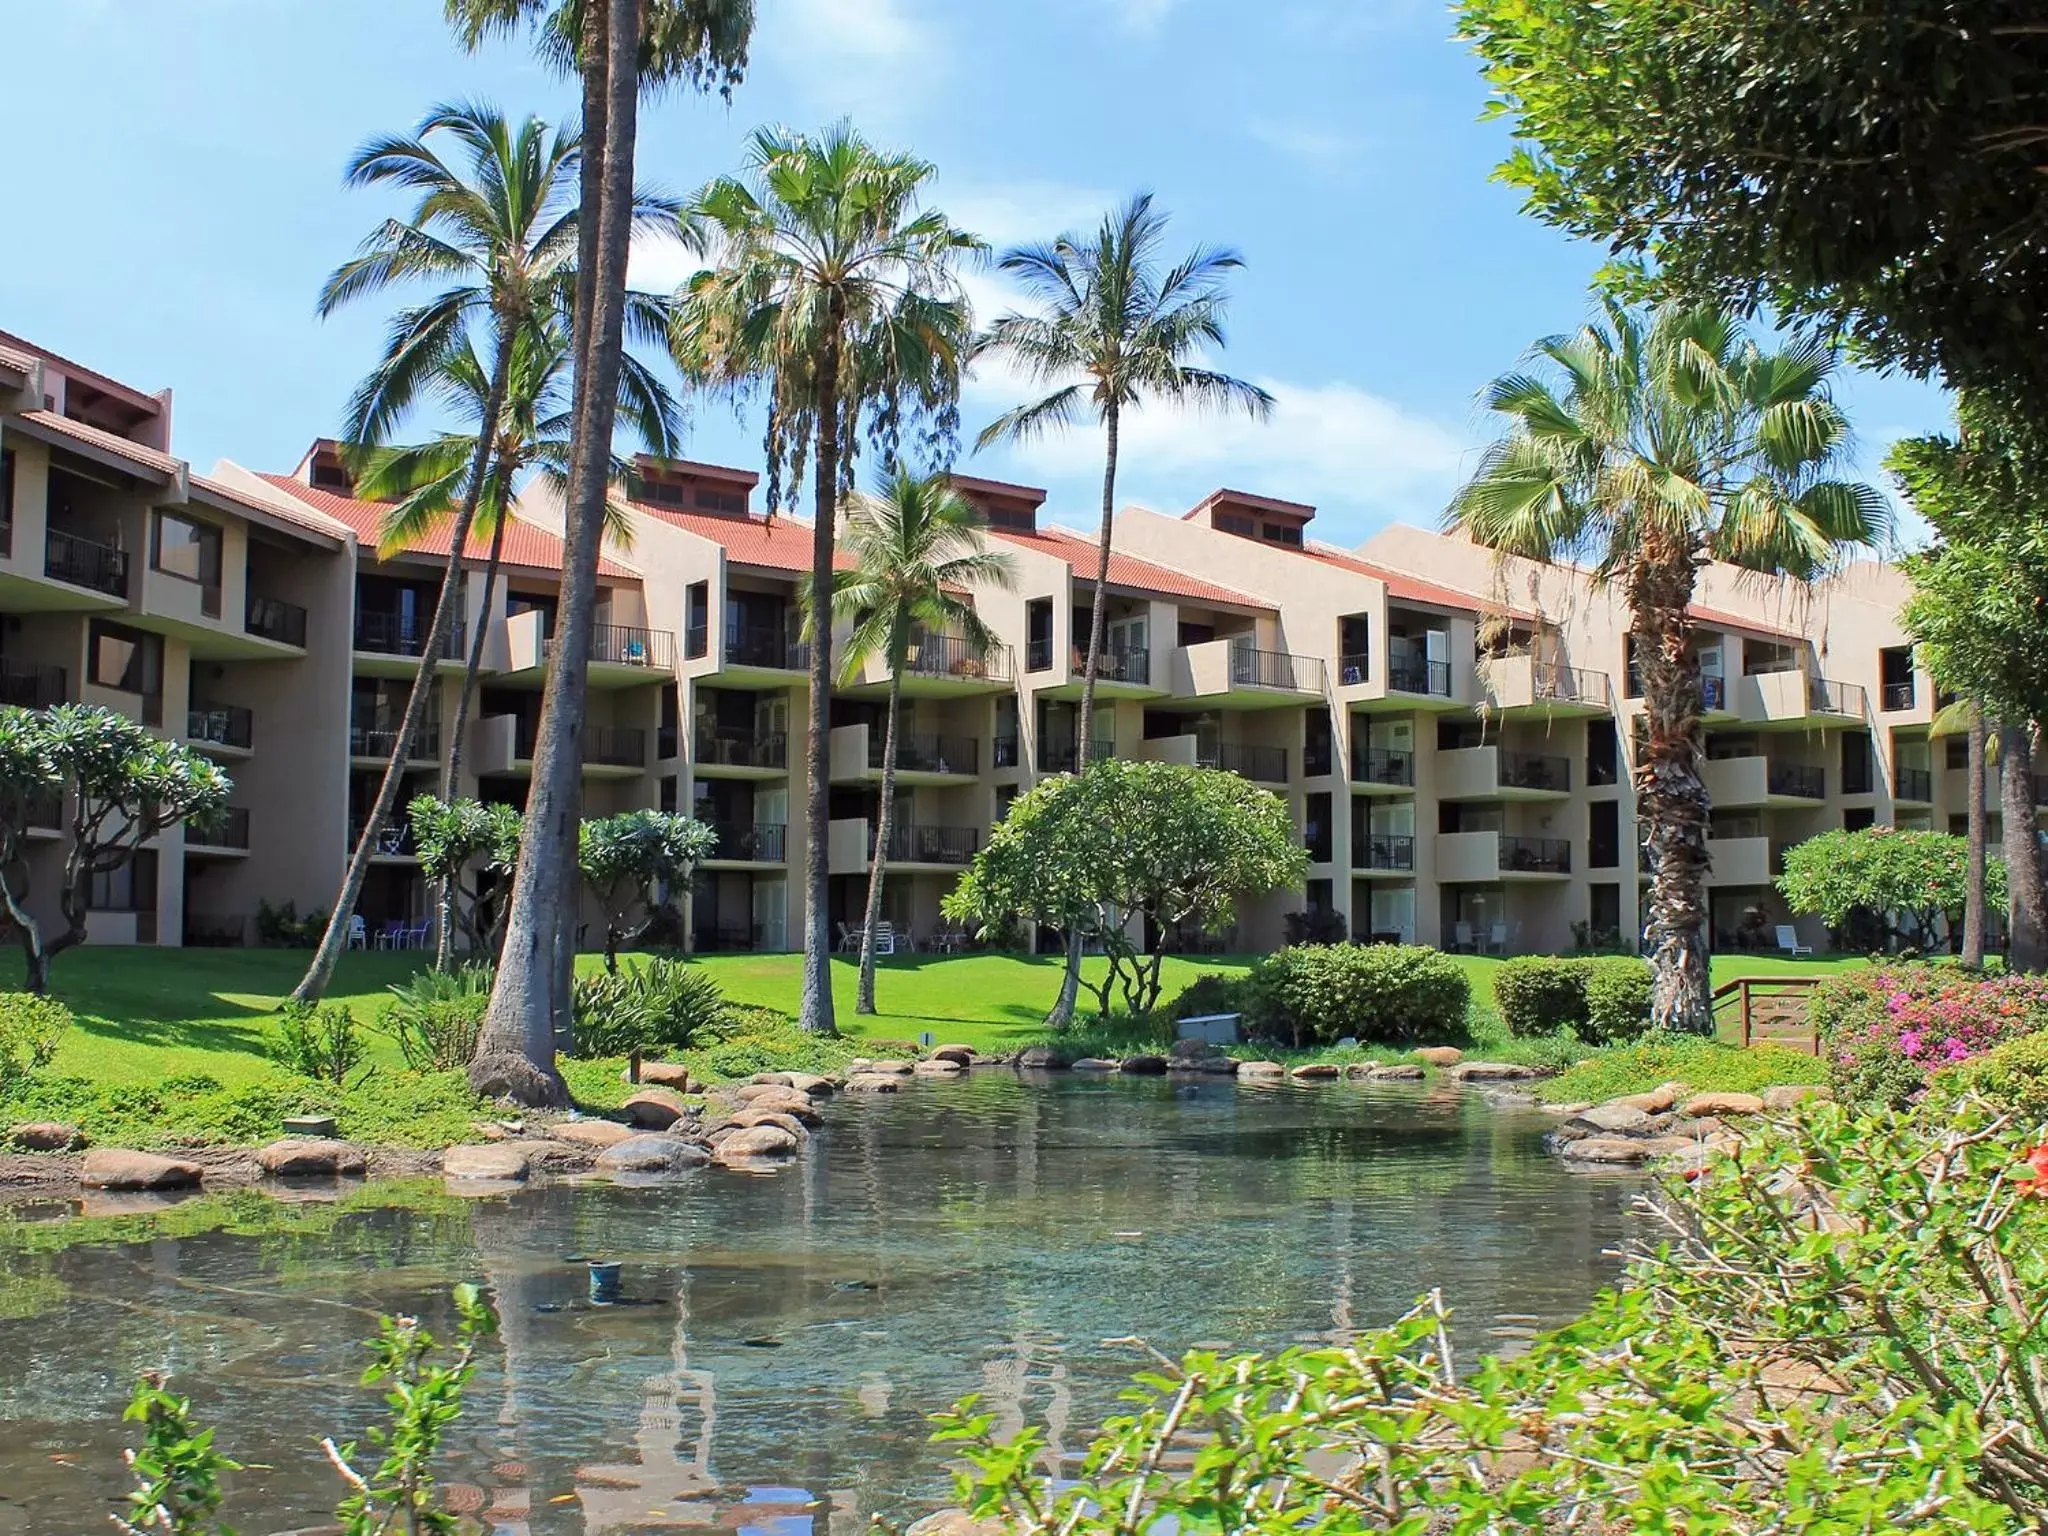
[939,1094,2048,1534]
[1815,966,2048,1107]
[382,964,493,1072]
[0,992,71,1099]
[1777,825,2002,953]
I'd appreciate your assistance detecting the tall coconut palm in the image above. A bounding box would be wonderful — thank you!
[447,0,752,1103]
[972,193,1272,1028]
[293,101,586,1005]
[671,123,981,1037]
[821,470,1016,1013]
[1449,301,1886,1033]
[353,315,684,967]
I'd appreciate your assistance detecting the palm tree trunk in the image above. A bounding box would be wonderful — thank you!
[1630,549,1712,1034]
[1045,404,1120,1031]
[798,309,844,1038]
[292,332,513,1004]
[856,636,905,1014]
[436,514,507,972]
[1962,708,1988,967]
[2001,723,2046,972]
[469,0,639,1100]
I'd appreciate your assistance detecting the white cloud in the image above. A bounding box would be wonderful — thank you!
[759,0,941,122]
[627,229,704,295]
[1112,0,1182,33]
[1247,116,1362,172]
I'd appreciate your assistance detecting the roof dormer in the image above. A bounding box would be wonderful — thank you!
[1186,488,1314,549]
[950,473,1046,533]
[630,455,759,516]
[296,438,357,496]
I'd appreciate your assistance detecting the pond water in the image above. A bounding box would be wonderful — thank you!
[0,1074,1637,1535]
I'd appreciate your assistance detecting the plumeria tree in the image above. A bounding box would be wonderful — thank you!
[1777,826,2004,954]
[579,810,716,970]
[407,795,523,961]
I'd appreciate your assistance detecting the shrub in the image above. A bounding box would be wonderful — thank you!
[268,1001,368,1086]
[1814,966,2048,1105]
[1581,957,1654,1044]
[1493,957,1593,1037]
[1937,1030,2048,1118]
[383,964,492,1072]
[1538,1033,1826,1105]
[686,1006,863,1081]
[1167,972,1248,1021]
[0,994,71,1099]
[570,956,727,1058]
[1242,944,1469,1047]
[255,899,327,948]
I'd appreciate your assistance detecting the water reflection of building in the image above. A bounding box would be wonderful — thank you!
[977,1326,1072,1481]
[575,1277,722,1531]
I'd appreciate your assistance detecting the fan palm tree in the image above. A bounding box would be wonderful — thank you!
[352,315,684,967]
[819,470,1016,1012]
[972,193,1272,1028]
[446,0,753,1104]
[672,122,981,1036]
[1448,300,1886,1032]
[292,101,587,1005]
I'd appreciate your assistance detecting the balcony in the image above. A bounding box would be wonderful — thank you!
[584,725,646,771]
[0,658,66,710]
[1026,636,1053,672]
[1349,746,1415,791]
[1230,643,1323,693]
[186,703,254,753]
[1199,740,1288,783]
[1704,835,1774,887]
[1388,651,1452,699]
[684,620,708,660]
[351,816,417,859]
[1351,831,1415,872]
[1037,737,1113,773]
[350,720,441,764]
[708,821,786,863]
[354,611,465,663]
[1336,652,1369,687]
[483,716,646,775]
[1766,763,1825,801]
[871,731,978,776]
[993,733,1021,769]
[1478,657,1610,718]
[1174,638,1324,706]
[1895,767,1933,804]
[1436,830,1571,881]
[1882,679,1916,712]
[45,526,128,598]
[186,806,251,852]
[694,726,788,773]
[532,622,677,683]
[723,625,809,675]
[24,790,63,833]
[874,822,980,865]
[849,631,1014,697]
[245,594,308,648]
[1736,666,1866,725]
[1036,640,1160,700]
[1437,745,1572,800]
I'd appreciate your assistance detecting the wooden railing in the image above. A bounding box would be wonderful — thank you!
[1711,975,1822,1052]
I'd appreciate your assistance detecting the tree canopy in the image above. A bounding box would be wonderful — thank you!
[943,760,1306,1017]
[578,810,716,969]
[1777,826,2003,952]
[408,796,523,957]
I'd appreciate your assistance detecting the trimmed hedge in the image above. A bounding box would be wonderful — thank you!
[1242,944,1470,1046]
[1494,956,1653,1042]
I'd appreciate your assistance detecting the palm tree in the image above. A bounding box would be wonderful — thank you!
[446,0,752,1103]
[672,123,981,1037]
[352,315,684,968]
[292,101,584,1005]
[822,470,1016,1012]
[1449,301,1886,1033]
[972,193,1272,1028]
[1930,699,1991,965]
[2002,723,2048,971]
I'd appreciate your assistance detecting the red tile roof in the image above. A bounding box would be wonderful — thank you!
[993,524,1269,609]
[191,474,349,547]
[0,330,162,413]
[261,474,637,579]
[626,498,853,574]
[1302,543,1538,621]
[1686,603,1805,641]
[15,409,181,480]
[0,343,36,379]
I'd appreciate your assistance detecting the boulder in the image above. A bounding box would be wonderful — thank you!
[930,1044,976,1066]
[1541,1101,1593,1116]
[4,1121,84,1151]
[715,1124,801,1161]
[1413,1046,1464,1068]
[914,1058,966,1077]
[1611,1084,1680,1114]
[633,1062,693,1090]
[1365,1064,1425,1081]
[1236,1060,1286,1079]
[784,1072,838,1096]
[80,1149,202,1191]
[549,1119,638,1150]
[750,1071,796,1087]
[1176,1056,1236,1075]
[843,1073,903,1093]
[1445,1061,1546,1082]
[905,1513,1008,1536]
[1573,1103,1653,1135]
[442,1144,530,1181]
[1762,1084,1826,1111]
[726,1108,810,1140]
[256,1138,367,1178]
[1681,1091,1767,1118]
[1017,1047,1065,1070]
[1290,1062,1341,1081]
[1169,1037,1220,1061]
[595,1135,711,1174]
[1119,1055,1168,1075]
[741,1090,823,1125]
[1069,1057,1117,1072]
[1560,1137,1653,1166]
[620,1088,691,1131]
[862,1059,915,1076]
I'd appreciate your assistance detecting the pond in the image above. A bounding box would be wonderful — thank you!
[0,1073,1637,1535]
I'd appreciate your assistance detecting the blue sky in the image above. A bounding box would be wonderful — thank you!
[4,0,1950,550]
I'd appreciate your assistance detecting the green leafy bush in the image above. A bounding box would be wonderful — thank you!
[383,964,492,1071]
[1581,957,1654,1043]
[570,956,728,1058]
[1937,1030,2048,1118]
[0,993,70,1098]
[255,898,328,948]
[2,1070,484,1150]
[269,1001,367,1085]
[1167,972,1248,1021]
[686,1006,863,1081]
[1493,956,1593,1037]
[1538,1033,1826,1105]
[1241,944,1469,1047]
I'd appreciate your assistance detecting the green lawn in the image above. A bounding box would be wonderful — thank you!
[1,945,1868,1089]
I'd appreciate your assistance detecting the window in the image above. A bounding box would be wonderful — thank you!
[985,503,1035,531]
[1259,522,1303,547]
[1337,615,1369,684]
[1305,792,1332,862]
[684,581,709,658]
[1304,708,1333,777]
[1589,801,1620,868]
[994,782,1020,821]
[1844,807,1875,831]
[1622,634,1642,698]
[694,487,745,514]
[1589,883,1621,938]
[152,511,223,616]
[1214,511,1254,537]
[1586,718,1619,786]
[1841,731,1875,795]
[89,850,158,913]
[1948,737,1970,770]
[89,620,163,698]
[309,460,352,492]
[659,775,678,813]
[1878,646,1914,711]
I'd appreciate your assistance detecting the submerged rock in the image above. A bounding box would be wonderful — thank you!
[843,1073,903,1093]
[913,1058,966,1077]
[1236,1060,1286,1079]
[442,1144,530,1181]
[1016,1047,1065,1070]
[715,1125,801,1161]
[1119,1055,1168,1075]
[1069,1057,1117,1072]
[1364,1064,1425,1081]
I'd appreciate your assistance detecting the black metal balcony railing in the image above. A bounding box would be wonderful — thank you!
[1768,763,1826,799]
[1036,738,1116,773]
[1026,636,1053,672]
[1881,680,1916,712]
[1701,673,1728,711]
[903,632,1012,683]
[724,625,808,671]
[0,658,66,710]
[544,623,676,671]
[1229,643,1323,693]
[46,527,128,597]
[1500,834,1571,874]
[711,821,786,862]
[354,612,465,660]
[1810,677,1868,717]
[1896,767,1933,803]
[1352,831,1415,871]
[350,722,440,762]
[1202,741,1289,782]
[1349,746,1415,787]
[186,703,253,751]
[873,823,979,865]
[694,727,788,770]
[993,733,1020,769]
[187,807,251,850]
[1499,751,1572,792]
[24,790,63,831]
[873,731,978,775]
[351,816,416,857]
[585,725,646,768]
[1337,652,1369,687]
[684,620,709,660]
[1092,647,1149,686]
[1388,653,1453,697]
[246,594,308,648]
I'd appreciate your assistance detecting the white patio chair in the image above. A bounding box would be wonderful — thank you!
[1452,921,1474,953]
[1775,924,1814,957]
[347,914,368,950]
[1488,921,1509,955]
[874,921,896,957]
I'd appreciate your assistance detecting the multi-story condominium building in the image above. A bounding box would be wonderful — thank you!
[4,326,2028,958]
